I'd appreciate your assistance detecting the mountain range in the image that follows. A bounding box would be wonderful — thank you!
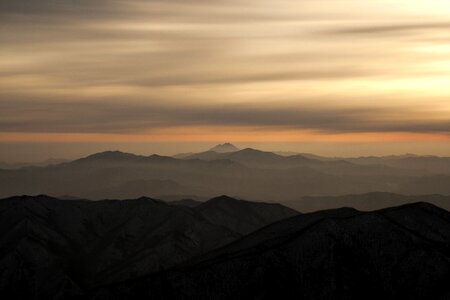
[173,143,239,159]
[1,194,448,299]
[94,201,450,300]
[0,195,297,298]
[0,145,449,201]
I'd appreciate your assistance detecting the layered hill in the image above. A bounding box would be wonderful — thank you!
[183,148,450,175]
[96,202,450,300]
[0,149,449,201]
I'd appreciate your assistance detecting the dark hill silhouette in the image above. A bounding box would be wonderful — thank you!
[0,195,297,299]
[74,151,178,165]
[96,202,450,300]
[196,195,298,235]
[287,192,450,212]
[169,198,203,207]
[77,150,144,162]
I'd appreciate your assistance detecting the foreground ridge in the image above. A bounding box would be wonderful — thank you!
[93,201,450,300]
[1,195,447,299]
[0,195,297,299]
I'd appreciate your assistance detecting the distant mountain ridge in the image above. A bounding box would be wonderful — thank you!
[209,143,240,153]
[0,147,449,201]
[0,158,69,169]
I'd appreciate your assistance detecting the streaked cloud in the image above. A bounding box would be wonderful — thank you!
[0,0,450,155]
[1,98,449,135]
[330,22,450,35]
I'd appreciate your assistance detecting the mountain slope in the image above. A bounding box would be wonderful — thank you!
[185,148,303,168]
[195,195,299,235]
[0,195,297,299]
[185,148,408,175]
[97,202,450,300]
[286,192,450,212]
[209,143,239,153]
[0,195,239,298]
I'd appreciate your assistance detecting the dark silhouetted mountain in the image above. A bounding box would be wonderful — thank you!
[74,152,182,167]
[76,151,145,163]
[169,199,203,207]
[286,192,450,213]
[95,202,450,300]
[58,194,86,200]
[158,194,208,202]
[0,195,297,299]
[195,195,298,235]
[0,195,239,297]
[208,143,239,153]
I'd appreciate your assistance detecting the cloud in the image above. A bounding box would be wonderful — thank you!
[0,0,450,141]
[330,22,450,36]
[0,98,448,135]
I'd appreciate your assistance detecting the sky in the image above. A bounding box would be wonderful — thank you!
[1,0,450,162]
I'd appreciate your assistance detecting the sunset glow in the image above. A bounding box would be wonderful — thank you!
[1,0,449,160]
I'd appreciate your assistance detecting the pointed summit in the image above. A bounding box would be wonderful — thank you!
[208,143,239,153]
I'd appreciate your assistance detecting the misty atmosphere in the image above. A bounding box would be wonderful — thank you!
[1,0,450,299]
[1,144,450,299]
[1,143,449,204]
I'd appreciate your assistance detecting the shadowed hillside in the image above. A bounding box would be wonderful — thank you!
[286,192,450,212]
[95,202,450,300]
[0,195,297,299]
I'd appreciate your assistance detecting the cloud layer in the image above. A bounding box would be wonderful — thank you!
[1,0,450,142]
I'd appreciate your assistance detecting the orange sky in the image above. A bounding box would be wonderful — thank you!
[1,129,449,143]
[0,0,449,160]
